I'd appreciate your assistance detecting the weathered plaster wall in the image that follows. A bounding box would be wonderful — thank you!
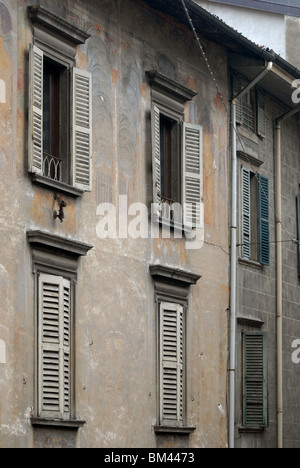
[0,0,229,448]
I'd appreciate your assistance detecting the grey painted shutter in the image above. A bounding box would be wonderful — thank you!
[151,105,161,214]
[29,44,43,175]
[241,167,251,259]
[258,174,270,265]
[257,91,266,138]
[160,302,184,426]
[232,75,242,125]
[183,122,202,229]
[297,195,300,277]
[38,274,71,420]
[243,332,268,428]
[72,67,92,191]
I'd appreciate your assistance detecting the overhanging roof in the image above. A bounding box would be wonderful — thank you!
[143,0,300,108]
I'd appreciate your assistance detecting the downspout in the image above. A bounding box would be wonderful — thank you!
[274,105,300,448]
[229,62,273,449]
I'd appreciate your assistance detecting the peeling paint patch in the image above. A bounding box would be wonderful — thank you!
[0,79,5,103]
[0,339,6,363]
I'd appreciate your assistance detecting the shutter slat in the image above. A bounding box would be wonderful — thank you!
[152,105,161,213]
[72,67,92,191]
[29,44,43,175]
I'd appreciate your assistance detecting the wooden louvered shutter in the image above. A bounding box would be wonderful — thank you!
[258,175,270,265]
[232,75,242,125]
[241,167,251,260]
[72,67,92,191]
[243,332,268,428]
[29,44,43,175]
[151,105,161,215]
[297,194,300,277]
[159,302,184,427]
[38,274,71,420]
[183,122,202,229]
[257,91,266,138]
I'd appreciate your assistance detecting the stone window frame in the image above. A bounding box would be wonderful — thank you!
[150,265,201,436]
[27,230,93,429]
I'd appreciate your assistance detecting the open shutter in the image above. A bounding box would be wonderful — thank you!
[258,174,270,265]
[257,91,266,138]
[72,67,92,191]
[38,274,71,420]
[183,122,202,229]
[232,75,242,125]
[297,195,300,277]
[151,105,161,215]
[243,332,268,428]
[160,302,184,427]
[241,167,251,259]
[29,44,43,175]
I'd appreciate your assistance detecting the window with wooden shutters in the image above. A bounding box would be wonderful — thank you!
[240,167,270,265]
[159,302,185,427]
[28,7,91,196]
[242,332,269,428]
[38,274,71,420]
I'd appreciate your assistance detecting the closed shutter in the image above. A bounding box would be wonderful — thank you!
[151,105,161,215]
[243,332,268,428]
[258,175,270,265]
[297,195,300,277]
[257,91,266,138]
[159,302,184,427]
[241,167,251,260]
[183,122,202,229]
[38,274,71,420]
[29,44,43,175]
[72,67,92,191]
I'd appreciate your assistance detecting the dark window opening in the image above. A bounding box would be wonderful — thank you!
[43,58,69,183]
[160,115,181,207]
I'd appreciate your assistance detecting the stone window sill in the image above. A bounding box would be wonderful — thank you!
[153,425,196,435]
[31,174,84,198]
[31,417,85,430]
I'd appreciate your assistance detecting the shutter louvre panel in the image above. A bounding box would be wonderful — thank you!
[241,167,251,259]
[243,332,268,428]
[29,44,43,175]
[151,105,161,213]
[38,275,71,420]
[72,67,92,191]
[257,91,266,138]
[183,122,202,229]
[258,174,270,265]
[297,194,300,277]
[160,303,184,427]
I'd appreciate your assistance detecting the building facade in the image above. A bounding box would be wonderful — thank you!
[0,0,299,449]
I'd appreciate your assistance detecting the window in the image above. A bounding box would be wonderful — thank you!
[150,264,201,434]
[28,7,92,196]
[38,273,72,420]
[240,166,270,265]
[27,229,93,427]
[159,302,185,427]
[148,71,202,230]
[233,75,266,138]
[242,332,269,429]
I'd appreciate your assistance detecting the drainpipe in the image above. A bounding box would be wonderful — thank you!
[274,105,300,448]
[229,62,273,449]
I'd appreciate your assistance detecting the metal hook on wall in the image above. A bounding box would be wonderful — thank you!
[53,193,67,223]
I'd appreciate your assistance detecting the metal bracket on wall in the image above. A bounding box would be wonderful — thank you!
[53,193,67,223]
